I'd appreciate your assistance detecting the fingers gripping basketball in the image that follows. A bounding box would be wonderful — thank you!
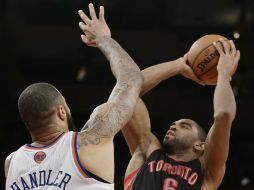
[187,34,236,85]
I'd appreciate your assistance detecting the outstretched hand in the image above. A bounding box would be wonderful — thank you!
[78,3,111,47]
[179,54,205,86]
[213,39,240,81]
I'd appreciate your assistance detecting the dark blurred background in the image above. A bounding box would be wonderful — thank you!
[1,0,254,189]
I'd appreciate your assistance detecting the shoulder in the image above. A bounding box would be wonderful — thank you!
[5,151,16,177]
[145,148,164,160]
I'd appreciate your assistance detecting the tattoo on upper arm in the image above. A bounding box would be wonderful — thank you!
[77,132,101,148]
[79,103,131,147]
[89,103,130,136]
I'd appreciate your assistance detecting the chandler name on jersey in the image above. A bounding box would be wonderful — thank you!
[124,150,203,190]
[9,169,71,190]
[6,132,114,190]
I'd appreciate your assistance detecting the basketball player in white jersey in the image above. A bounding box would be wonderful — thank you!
[5,3,144,190]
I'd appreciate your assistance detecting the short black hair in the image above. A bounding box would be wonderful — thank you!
[18,83,64,129]
[194,121,207,142]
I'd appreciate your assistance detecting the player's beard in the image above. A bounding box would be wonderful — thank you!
[67,112,76,131]
[162,137,191,155]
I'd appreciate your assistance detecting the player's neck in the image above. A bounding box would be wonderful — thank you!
[167,150,198,162]
[30,125,68,146]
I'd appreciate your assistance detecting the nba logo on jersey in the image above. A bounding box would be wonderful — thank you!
[34,151,46,163]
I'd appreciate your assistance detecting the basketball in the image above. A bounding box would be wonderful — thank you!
[187,34,229,85]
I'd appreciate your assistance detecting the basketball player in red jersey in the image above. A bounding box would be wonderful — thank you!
[122,39,240,190]
[5,4,143,190]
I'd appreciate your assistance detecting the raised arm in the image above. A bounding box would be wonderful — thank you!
[141,56,204,96]
[78,3,143,141]
[122,57,203,179]
[75,4,143,182]
[122,55,203,155]
[203,39,240,189]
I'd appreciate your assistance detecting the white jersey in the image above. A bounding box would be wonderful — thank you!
[6,131,114,190]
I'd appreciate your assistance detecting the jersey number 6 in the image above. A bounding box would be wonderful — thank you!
[163,178,178,190]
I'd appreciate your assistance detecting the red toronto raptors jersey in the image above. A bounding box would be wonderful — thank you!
[124,149,203,190]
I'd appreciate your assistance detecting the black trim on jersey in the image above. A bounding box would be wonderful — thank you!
[74,132,111,184]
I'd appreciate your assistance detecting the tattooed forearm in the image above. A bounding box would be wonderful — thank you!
[97,36,143,82]
[77,37,143,148]
[82,103,131,138]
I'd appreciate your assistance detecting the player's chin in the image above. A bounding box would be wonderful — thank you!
[163,136,173,144]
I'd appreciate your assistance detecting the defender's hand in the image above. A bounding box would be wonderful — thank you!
[78,3,111,47]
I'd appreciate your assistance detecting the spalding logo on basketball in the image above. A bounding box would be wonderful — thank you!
[195,47,219,73]
[187,34,233,85]
[34,151,46,164]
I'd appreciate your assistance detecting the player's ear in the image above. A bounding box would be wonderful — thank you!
[57,105,67,121]
[193,141,205,152]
